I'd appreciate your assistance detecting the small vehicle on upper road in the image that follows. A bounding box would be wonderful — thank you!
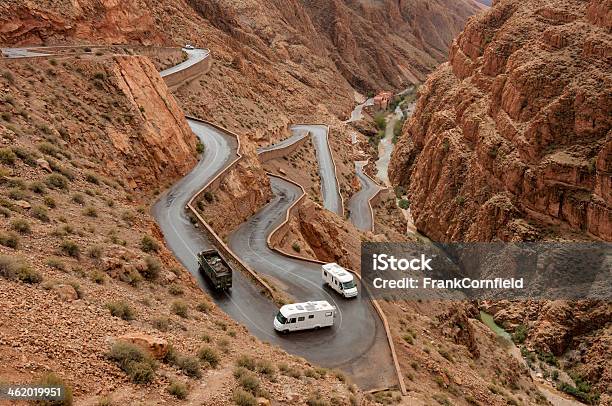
[274,301,335,333]
[198,249,232,290]
[184,44,195,50]
[322,263,358,298]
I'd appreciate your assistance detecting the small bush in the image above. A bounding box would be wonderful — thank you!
[11,147,37,167]
[8,188,28,201]
[198,346,220,368]
[196,301,212,313]
[83,206,98,217]
[60,240,80,258]
[142,256,161,280]
[38,142,62,159]
[175,355,201,378]
[237,371,260,393]
[108,341,156,384]
[140,235,160,253]
[236,355,257,371]
[0,255,41,283]
[32,205,50,222]
[233,388,257,406]
[168,381,188,400]
[121,210,135,224]
[85,172,100,185]
[11,218,31,234]
[512,324,528,344]
[196,140,205,154]
[0,148,17,165]
[71,193,85,205]
[0,232,19,249]
[87,245,103,259]
[46,257,67,271]
[106,301,135,321]
[44,196,57,208]
[171,300,189,318]
[29,181,47,194]
[398,199,410,210]
[291,242,301,253]
[35,372,73,406]
[168,283,184,296]
[256,360,275,378]
[306,393,330,406]
[152,317,170,332]
[91,270,106,284]
[45,173,69,190]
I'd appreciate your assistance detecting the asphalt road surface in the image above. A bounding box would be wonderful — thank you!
[228,176,396,390]
[159,48,210,77]
[289,124,343,216]
[345,98,374,123]
[349,161,382,231]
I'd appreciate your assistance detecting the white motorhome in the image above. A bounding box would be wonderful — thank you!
[322,263,358,298]
[274,301,335,333]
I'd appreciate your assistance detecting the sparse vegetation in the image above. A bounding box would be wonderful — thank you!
[11,218,31,234]
[233,388,257,406]
[512,324,528,344]
[83,206,98,217]
[141,255,161,280]
[171,300,189,318]
[32,205,50,222]
[291,242,301,252]
[168,381,188,400]
[108,341,156,384]
[140,235,160,253]
[45,173,69,190]
[198,346,220,368]
[168,283,184,296]
[60,240,80,258]
[106,301,135,321]
[0,255,41,283]
[0,148,17,165]
[0,232,19,249]
[175,355,201,378]
[35,372,73,406]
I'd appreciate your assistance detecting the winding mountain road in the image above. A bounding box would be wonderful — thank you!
[159,48,210,77]
[289,124,343,216]
[349,161,383,231]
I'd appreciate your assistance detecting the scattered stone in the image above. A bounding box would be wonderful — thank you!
[54,284,79,302]
[14,200,31,209]
[36,158,52,172]
[117,333,168,359]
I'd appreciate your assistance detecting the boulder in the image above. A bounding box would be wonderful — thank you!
[14,200,31,209]
[36,158,52,172]
[54,284,79,302]
[117,333,168,359]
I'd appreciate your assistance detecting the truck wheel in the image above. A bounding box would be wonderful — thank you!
[282,329,289,334]
[314,326,320,330]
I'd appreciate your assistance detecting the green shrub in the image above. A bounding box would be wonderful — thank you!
[71,193,85,205]
[168,381,188,400]
[0,232,19,249]
[11,218,31,234]
[256,359,276,378]
[198,346,220,368]
[152,317,170,332]
[44,196,57,208]
[91,270,106,284]
[168,283,184,296]
[83,206,98,217]
[108,341,156,384]
[29,181,47,194]
[398,199,410,210]
[236,355,257,371]
[171,300,189,318]
[38,142,62,159]
[142,256,161,280]
[196,301,212,313]
[237,371,260,393]
[140,235,160,253]
[106,301,135,321]
[120,268,142,287]
[306,393,330,406]
[291,242,301,252]
[11,147,37,167]
[85,172,100,185]
[87,245,103,259]
[60,240,80,258]
[46,257,67,271]
[0,148,17,165]
[8,188,28,201]
[196,140,205,154]
[233,388,257,406]
[32,205,50,222]
[512,324,528,344]
[35,372,73,405]
[175,355,201,378]
[0,255,41,283]
[45,173,69,190]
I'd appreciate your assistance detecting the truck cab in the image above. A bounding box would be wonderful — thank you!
[322,263,358,298]
[274,301,335,333]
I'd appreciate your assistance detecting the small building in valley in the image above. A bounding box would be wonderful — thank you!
[373,91,393,110]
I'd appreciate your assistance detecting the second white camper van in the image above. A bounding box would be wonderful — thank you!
[322,263,358,298]
[274,301,336,333]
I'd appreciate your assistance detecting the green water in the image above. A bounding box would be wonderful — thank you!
[480,311,512,341]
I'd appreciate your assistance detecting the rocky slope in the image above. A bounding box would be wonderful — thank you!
[389,0,611,242]
[0,54,369,405]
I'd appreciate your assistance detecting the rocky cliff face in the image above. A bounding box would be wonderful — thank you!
[0,0,167,45]
[389,0,611,242]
